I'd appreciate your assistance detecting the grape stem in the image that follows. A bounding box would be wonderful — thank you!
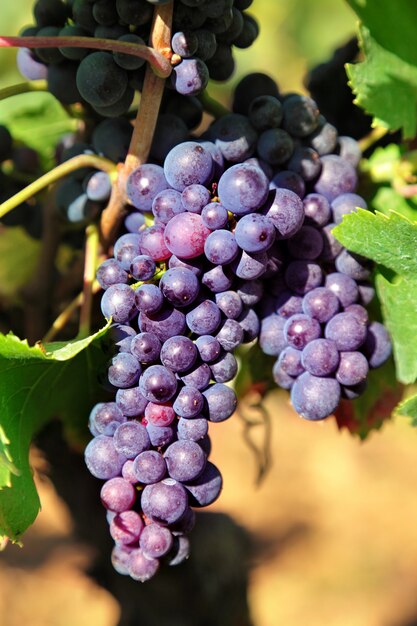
[99,1,174,247]
[198,91,229,119]
[78,224,100,339]
[0,36,172,78]
[0,154,116,219]
[0,79,47,101]
[358,126,388,152]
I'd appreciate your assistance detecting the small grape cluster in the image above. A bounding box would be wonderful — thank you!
[18,0,258,116]
[83,73,391,581]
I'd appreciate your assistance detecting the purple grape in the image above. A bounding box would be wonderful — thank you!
[130,332,161,364]
[202,383,237,422]
[272,361,295,389]
[164,141,213,191]
[164,440,206,482]
[270,170,306,199]
[257,128,294,165]
[169,506,196,535]
[324,312,367,351]
[172,58,209,96]
[301,338,339,376]
[202,264,234,292]
[17,47,48,80]
[177,417,208,441]
[238,307,260,342]
[335,249,372,281]
[291,372,341,420]
[237,280,263,306]
[341,381,368,400]
[248,94,283,131]
[133,450,167,484]
[100,477,136,512]
[124,211,145,233]
[204,230,239,265]
[180,362,211,390]
[101,283,136,323]
[358,283,375,306]
[362,321,392,368]
[314,155,358,201]
[215,291,243,319]
[264,188,305,239]
[110,510,144,544]
[232,249,267,280]
[152,188,185,224]
[285,261,323,295]
[160,335,197,373]
[344,304,369,326]
[320,222,343,261]
[302,287,340,323]
[195,335,221,363]
[164,212,211,258]
[201,202,228,230]
[287,147,321,181]
[284,313,321,350]
[135,284,164,315]
[89,402,126,436]
[216,318,244,351]
[197,139,224,178]
[287,225,323,260]
[114,233,142,270]
[130,255,156,281]
[217,162,269,215]
[325,272,359,307]
[331,192,367,224]
[116,387,148,417]
[171,31,198,57]
[160,267,200,308]
[128,549,159,582]
[235,213,276,253]
[184,462,223,507]
[210,351,238,383]
[336,351,369,386]
[173,385,204,418]
[186,300,222,335]
[146,423,176,448]
[169,254,203,276]
[277,346,304,377]
[114,421,150,459]
[275,291,303,319]
[140,524,173,559]
[86,171,112,202]
[210,114,258,162]
[139,224,171,262]
[337,136,362,167]
[126,164,169,211]
[139,306,187,342]
[307,119,338,155]
[141,479,188,525]
[108,352,142,388]
[97,259,128,289]
[167,535,190,566]
[111,544,134,575]
[282,95,320,137]
[139,365,178,403]
[85,435,126,480]
[106,324,136,353]
[181,184,211,213]
[303,193,331,227]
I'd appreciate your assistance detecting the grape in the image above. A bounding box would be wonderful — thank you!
[130,255,156,281]
[169,255,204,276]
[216,318,244,351]
[128,550,159,582]
[282,95,320,137]
[85,435,126,480]
[210,351,238,382]
[34,0,70,27]
[139,225,171,262]
[331,192,367,224]
[164,142,213,191]
[314,155,358,201]
[146,423,176,448]
[270,170,306,199]
[76,52,128,107]
[198,140,225,178]
[336,351,369,386]
[97,259,128,290]
[248,95,283,131]
[139,306,187,342]
[272,361,295,389]
[110,510,144,544]
[100,477,136,512]
[218,162,269,215]
[287,147,322,181]
[232,249,267,280]
[101,283,136,323]
[108,352,141,389]
[235,213,275,253]
[234,13,259,48]
[264,188,304,239]
[162,93,203,130]
[307,119,338,155]
[114,233,142,271]
[285,261,323,295]
[206,42,235,81]
[135,284,164,316]
[302,287,340,323]
[257,128,294,165]
[277,346,304,377]
[202,383,237,422]
[291,372,341,420]
[106,324,136,354]
[151,114,190,162]
[114,34,146,70]
[201,202,229,230]
[186,300,222,335]
[237,280,263,306]
[180,362,211,390]
[92,118,132,163]
[164,440,206,482]
[139,365,178,403]
[215,291,243,319]
[152,189,184,224]
[116,387,149,418]
[287,225,324,260]
[171,31,198,57]
[237,307,260,342]
[303,193,331,227]
[159,267,200,308]
[144,402,176,426]
[141,479,188,525]
[177,417,208,441]
[202,265,234,292]
[324,312,367,351]
[335,249,371,280]
[140,524,173,559]
[184,462,222,507]
[362,321,392,368]
[275,291,303,319]
[284,313,321,350]
[301,338,339,376]
[210,114,258,162]
[111,544,134,575]
[133,450,167,484]
[173,385,204,418]
[320,222,343,261]
[172,58,209,96]
[204,230,239,265]
[167,535,191,566]
[114,421,150,458]
[17,48,48,81]
[325,272,359,307]
[232,72,279,115]
[89,402,126,436]
[131,332,161,364]
[47,63,81,105]
[164,212,211,259]
[127,164,169,212]
[195,335,222,363]
[358,283,375,306]
[344,304,369,326]
[160,336,197,372]
[181,184,211,214]
[338,136,362,167]
[86,171,112,202]
[116,0,153,25]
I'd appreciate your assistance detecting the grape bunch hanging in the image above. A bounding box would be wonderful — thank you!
[2,0,391,582]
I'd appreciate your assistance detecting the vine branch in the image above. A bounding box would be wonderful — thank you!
[0,79,47,101]
[78,224,100,339]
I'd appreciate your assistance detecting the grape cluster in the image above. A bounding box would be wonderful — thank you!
[19,0,258,116]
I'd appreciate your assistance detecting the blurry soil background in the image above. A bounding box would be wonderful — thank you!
[2,2,417,626]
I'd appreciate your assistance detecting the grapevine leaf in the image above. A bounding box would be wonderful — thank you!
[0,324,110,542]
[371,187,417,223]
[375,273,417,384]
[333,209,417,277]
[346,25,417,137]
[0,227,41,300]
[396,394,417,425]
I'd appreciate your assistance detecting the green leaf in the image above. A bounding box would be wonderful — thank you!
[372,187,417,222]
[0,324,110,542]
[347,25,417,137]
[333,209,417,277]
[0,92,77,169]
[396,393,417,424]
[0,227,41,300]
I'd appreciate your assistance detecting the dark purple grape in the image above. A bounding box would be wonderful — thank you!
[238,308,260,342]
[272,361,295,389]
[337,136,362,167]
[184,462,222,507]
[235,213,276,253]
[264,188,305,239]
[139,306,187,342]
[282,95,320,137]
[285,261,323,295]
[160,267,200,308]
[275,291,303,319]
[160,335,197,372]
[135,284,164,315]
[270,170,306,199]
[344,304,369,326]
[287,147,322,181]
[303,193,331,227]
[131,332,161,364]
[146,423,176,448]
[97,259,128,289]
[180,362,211,390]
[232,249,267,280]
[210,351,238,383]
[195,335,222,363]
[173,385,204,418]
[202,265,234,292]
[125,211,145,233]
[362,321,392,368]
[217,162,269,215]
[257,128,294,165]
[248,95,283,131]
[320,222,343,261]
[130,255,156,281]
[172,58,209,96]
[216,318,244,351]
[202,383,237,422]
[186,300,222,335]
[139,365,178,403]
[287,225,323,260]
[277,346,304,377]
[215,291,243,319]
[177,416,208,441]
[114,233,142,270]
[210,114,258,163]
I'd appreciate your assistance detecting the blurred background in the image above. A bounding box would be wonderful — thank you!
[2,2,417,626]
